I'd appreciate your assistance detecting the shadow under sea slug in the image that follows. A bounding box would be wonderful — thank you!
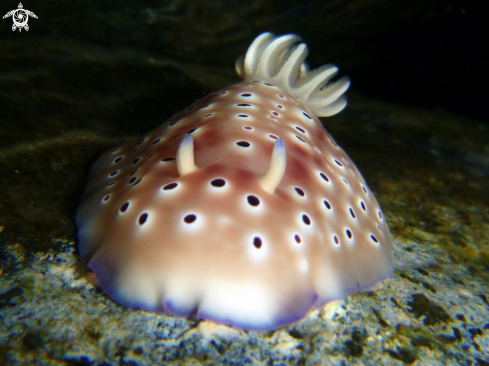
[76,32,394,331]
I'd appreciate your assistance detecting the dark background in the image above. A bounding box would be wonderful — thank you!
[0,0,486,122]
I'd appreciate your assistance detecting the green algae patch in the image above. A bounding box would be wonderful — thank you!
[407,293,451,325]
[399,272,437,293]
[0,287,24,310]
[371,307,389,327]
[343,328,366,357]
[386,346,417,364]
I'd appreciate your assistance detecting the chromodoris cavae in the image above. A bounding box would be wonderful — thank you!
[76,32,393,331]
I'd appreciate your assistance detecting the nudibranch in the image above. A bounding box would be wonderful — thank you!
[76,32,393,331]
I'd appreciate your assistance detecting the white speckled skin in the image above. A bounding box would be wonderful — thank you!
[76,33,393,331]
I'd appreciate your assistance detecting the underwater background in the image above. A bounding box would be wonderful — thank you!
[0,0,487,365]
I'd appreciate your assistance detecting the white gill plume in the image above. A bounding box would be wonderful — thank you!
[235,32,351,117]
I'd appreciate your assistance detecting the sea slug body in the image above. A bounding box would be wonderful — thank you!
[76,32,393,331]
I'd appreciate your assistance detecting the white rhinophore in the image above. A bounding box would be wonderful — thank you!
[177,134,198,176]
[260,138,286,193]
